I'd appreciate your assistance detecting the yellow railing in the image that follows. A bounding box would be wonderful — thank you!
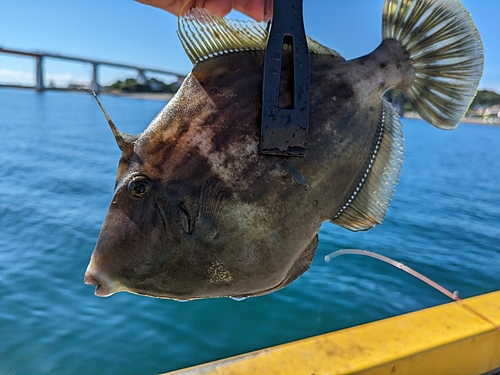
[163,291,500,375]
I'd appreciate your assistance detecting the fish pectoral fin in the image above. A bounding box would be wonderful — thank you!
[196,179,224,239]
[382,0,483,130]
[177,8,344,65]
[332,100,404,232]
[196,217,219,239]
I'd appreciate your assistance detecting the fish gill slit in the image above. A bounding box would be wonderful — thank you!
[334,103,386,219]
[180,201,195,234]
[156,200,172,242]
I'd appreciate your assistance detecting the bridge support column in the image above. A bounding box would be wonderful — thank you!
[90,63,100,93]
[35,56,44,92]
[136,69,147,86]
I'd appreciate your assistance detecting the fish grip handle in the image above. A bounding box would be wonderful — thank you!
[260,0,310,157]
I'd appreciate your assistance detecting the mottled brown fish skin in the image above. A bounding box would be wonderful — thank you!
[86,39,413,299]
[85,0,484,299]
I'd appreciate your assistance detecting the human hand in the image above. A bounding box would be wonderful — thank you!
[136,0,268,22]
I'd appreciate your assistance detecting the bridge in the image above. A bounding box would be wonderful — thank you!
[0,47,186,93]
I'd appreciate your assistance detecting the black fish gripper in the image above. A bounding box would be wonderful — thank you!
[260,0,310,157]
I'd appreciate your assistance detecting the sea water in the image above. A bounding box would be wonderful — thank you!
[1,88,499,374]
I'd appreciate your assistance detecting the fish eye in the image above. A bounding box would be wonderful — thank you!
[128,176,152,199]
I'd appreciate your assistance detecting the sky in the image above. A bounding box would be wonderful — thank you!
[0,0,499,92]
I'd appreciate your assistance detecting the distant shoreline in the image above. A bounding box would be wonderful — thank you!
[0,85,174,101]
[1,85,499,124]
[403,111,500,126]
[101,90,174,101]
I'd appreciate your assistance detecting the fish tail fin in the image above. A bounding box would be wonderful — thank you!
[382,0,483,129]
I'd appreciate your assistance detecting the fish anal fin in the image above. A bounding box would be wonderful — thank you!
[332,100,404,231]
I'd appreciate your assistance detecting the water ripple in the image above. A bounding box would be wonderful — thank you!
[1,89,499,375]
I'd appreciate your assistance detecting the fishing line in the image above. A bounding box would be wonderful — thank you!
[179,0,196,17]
[325,249,500,332]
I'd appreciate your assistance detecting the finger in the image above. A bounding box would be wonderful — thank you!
[202,0,233,18]
[136,0,267,21]
[232,0,267,21]
[136,0,180,14]
[136,0,205,16]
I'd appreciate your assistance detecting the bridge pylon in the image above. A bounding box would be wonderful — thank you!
[90,62,100,93]
[136,69,147,86]
[35,56,44,92]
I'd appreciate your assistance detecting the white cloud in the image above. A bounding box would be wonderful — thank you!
[0,69,34,84]
[45,73,88,86]
[0,69,88,86]
[47,73,73,82]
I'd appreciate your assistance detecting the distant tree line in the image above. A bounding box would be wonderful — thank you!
[384,89,500,115]
[470,90,500,107]
[105,77,180,93]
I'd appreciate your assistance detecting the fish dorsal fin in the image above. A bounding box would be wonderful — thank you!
[178,8,344,64]
[332,100,404,231]
[307,38,343,59]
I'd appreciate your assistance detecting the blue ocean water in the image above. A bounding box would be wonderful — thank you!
[1,87,499,375]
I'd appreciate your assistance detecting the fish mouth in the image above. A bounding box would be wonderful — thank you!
[84,264,125,297]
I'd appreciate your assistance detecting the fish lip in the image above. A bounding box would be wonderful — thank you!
[84,273,100,288]
[94,284,117,297]
[84,265,123,297]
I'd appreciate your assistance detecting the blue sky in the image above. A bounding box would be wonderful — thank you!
[1,0,499,92]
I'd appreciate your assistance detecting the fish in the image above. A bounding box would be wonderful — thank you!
[84,0,483,300]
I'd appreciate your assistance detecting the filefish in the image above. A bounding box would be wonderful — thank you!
[84,0,483,299]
